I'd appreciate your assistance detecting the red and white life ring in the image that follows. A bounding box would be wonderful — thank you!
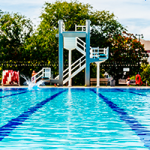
[135,74,142,85]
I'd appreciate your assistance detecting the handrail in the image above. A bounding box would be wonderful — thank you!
[62,22,65,31]
[63,64,86,85]
[35,74,43,81]
[75,25,86,31]
[63,55,85,73]
[76,37,86,51]
[55,55,85,79]
[63,57,86,79]
[31,68,51,83]
[76,37,85,45]
[35,68,43,76]
[31,68,43,83]
[74,55,85,65]
[90,47,108,59]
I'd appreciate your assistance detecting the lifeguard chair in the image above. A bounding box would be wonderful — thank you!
[31,68,51,83]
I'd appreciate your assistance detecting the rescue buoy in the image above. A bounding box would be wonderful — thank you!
[135,74,143,85]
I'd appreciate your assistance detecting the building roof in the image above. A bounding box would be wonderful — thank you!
[140,39,150,51]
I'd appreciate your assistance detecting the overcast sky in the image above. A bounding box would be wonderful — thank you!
[1,0,150,40]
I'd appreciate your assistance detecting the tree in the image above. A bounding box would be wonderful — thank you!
[0,10,34,80]
[102,31,148,84]
[0,11,33,61]
[140,64,150,85]
[30,0,125,84]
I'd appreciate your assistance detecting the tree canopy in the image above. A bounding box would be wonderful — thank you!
[139,64,150,85]
[0,10,35,82]
[0,11,33,61]
[102,31,148,83]
[0,1,148,85]
[31,0,126,82]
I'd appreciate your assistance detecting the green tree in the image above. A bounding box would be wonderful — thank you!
[0,11,33,61]
[102,31,148,84]
[0,10,34,80]
[30,0,125,85]
[140,64,150,85]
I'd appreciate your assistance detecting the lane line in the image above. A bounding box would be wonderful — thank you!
[0,89,67,141]
[0,90,28,99]
[91,89,150,149]
[116,89,150,97]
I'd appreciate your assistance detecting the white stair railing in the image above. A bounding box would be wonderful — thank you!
[75,25,86,31]
[90,47,109,59]
[63,63,86,84]
[76,37,86,54]
[62,22,65,31]
[31,69,43,83]
[63,55,86,84]
[76,37,94,56]
[55,55,86,80]
[31,68,51,83]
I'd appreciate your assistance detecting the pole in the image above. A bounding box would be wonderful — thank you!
[96,62,100,87]
[68,50,72,86]
[58,20,64,86]
[85,20,91,86]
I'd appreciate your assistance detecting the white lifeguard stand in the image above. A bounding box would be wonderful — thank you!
[31,68,51,83]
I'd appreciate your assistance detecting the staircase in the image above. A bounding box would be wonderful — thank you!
[55,55,86,85]
[55,37,86,84]
[55,37,108,85]
[75,37,86,55]
[63,55,86,85]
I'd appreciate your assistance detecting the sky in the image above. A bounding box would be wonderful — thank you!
[1,0,150,40]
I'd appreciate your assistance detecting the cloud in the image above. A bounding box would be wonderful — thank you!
[1,0,45,5]
[1,0,150,39]
[118,18,150,40]
[123,24,150,40]
[138,26,150,40]
[86,0,150,20]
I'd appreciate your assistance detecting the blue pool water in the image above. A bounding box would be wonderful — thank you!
[0,88,150,149]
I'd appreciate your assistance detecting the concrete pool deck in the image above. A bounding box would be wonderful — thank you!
[0,85,150,88]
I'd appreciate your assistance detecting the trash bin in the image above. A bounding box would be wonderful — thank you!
[110,80,115,86]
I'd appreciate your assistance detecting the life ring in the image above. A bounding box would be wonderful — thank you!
[135,74,142,85]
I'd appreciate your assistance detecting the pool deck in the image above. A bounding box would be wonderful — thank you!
[0,85,150,88]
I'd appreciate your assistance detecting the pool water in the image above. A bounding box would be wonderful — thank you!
[0,88,150,149]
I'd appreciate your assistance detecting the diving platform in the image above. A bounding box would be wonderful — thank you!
[33,20,109,87]
[62,31,86,37]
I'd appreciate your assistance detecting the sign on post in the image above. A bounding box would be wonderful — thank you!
[123,68,130,72]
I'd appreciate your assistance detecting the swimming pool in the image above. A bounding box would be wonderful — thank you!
[0,87,150,149]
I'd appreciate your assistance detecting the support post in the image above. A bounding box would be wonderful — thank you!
[96,62,100,87]
[68,50,72,86]
[58,20,64,86]
[85,20,91,86]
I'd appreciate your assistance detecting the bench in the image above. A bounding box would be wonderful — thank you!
[90,78,109,86]
[118,79,126,85]
[118,79,136,85]
[130,80,136,85]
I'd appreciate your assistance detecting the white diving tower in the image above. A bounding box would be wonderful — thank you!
[50,20,109,86]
